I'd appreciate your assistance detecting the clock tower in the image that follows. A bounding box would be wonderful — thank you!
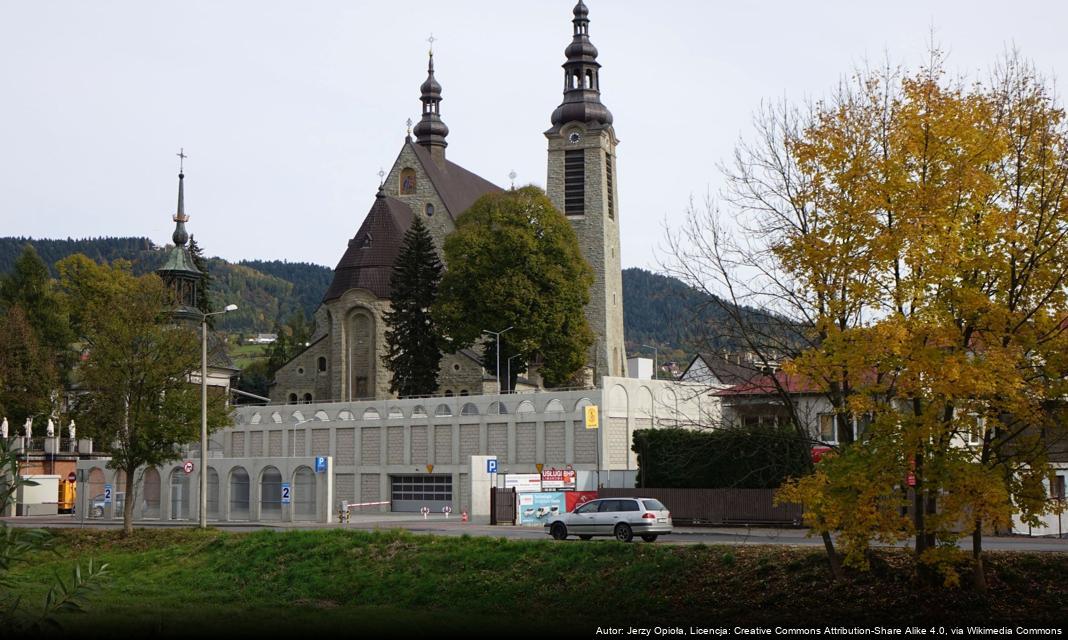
[545,1,626,382]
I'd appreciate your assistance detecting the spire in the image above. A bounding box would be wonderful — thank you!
[413,44,449,164]
[548,1,613,132]
[172,148,190,247]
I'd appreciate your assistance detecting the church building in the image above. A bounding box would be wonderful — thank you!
[270,1,626,404]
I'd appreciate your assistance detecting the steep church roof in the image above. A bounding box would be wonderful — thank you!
[322,187,414,302]
[409,141,501,219]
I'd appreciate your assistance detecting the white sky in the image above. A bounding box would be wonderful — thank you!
[1,1,1064,271]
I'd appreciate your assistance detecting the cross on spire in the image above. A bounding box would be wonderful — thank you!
[509,170,517,189]
[406,118,413,136]
[176,147,188,173]
[377,167,385,186]
[427,33,436,54]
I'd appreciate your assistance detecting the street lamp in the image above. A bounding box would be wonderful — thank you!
[482,327,513,416]
[641,344,658,381]
[200,303,238,528]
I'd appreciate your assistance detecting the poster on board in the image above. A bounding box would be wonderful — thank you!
[518,492,567,525]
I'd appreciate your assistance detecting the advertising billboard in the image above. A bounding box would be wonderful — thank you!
[518,492,568,526]
[504,474,542,493]
[541,467,577,491]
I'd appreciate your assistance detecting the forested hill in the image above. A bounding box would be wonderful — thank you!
[0,237,768,356]
[0,237,332,333]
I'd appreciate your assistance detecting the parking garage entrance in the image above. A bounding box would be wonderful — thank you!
[390,474,452,513]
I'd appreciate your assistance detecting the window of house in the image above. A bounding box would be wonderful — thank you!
[400,168,417,195]
[853,413,873,441]
[968,417,985,445]
[1051,475,1066,500]
[819,414,836,443]
[425,203,434,217]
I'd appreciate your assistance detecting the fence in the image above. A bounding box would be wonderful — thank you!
[597,488,803,526]
[490,488,517,525]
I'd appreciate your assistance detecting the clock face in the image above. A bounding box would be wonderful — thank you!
[568,132,581,144]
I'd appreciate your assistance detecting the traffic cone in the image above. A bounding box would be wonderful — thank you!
[461,510,469,523]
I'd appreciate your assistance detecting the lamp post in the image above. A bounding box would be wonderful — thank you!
[641,344,658,381]
[482,327,513,415]
[200,303,238,528]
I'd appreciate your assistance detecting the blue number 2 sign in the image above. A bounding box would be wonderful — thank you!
[104,484,113,504]
[281,483,291,504]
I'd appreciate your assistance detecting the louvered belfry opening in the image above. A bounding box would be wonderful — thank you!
[605,152,614,219]
[564,149,585,215]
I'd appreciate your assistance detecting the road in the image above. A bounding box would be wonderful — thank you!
[5,514,1068,551]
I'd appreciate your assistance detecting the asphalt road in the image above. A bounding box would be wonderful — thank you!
[5,514,1068,551]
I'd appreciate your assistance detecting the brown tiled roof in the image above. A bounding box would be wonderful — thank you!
[409,143,501,219]
[323,193,413,302]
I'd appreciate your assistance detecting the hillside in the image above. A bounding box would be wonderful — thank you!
[0,237,773,357]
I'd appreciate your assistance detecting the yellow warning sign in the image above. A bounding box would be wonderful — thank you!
[536,463,544,473]
[426,464,434,473]
[584,405,599,429]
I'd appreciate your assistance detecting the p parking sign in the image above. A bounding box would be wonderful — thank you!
[487,459,498,474]
[315,456,327,473]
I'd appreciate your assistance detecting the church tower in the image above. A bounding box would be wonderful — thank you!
[157,160,203,324]
[545,1,626,382]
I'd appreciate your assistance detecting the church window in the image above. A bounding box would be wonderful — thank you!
[297,367,305,375]
[400,168,417,195]
[360,233,372,249]
[425,203,434,217]
[564,150,585,215]
[445,390,454,397]
[605,152,615,219]
[288,393,297,403]
[460,390,469,396]
[452,363,461,371]
[317,357,327,372]
[348,311,374,400]
[355,377,369,398]
[585,69,595,90]
[303,393,313,404]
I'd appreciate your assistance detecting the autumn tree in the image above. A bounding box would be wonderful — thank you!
[435,186,594,389]
[668,50,1068,588]
[383,216,443,397]
[59,254,230,535]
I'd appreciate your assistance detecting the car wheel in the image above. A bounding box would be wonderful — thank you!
[92,506,103,518]
[550,522,568,540]
[641,534,659,542]
[579,535,593,541]
[614,522,633,543]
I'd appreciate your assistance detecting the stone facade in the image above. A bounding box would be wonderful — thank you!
[545,122,627,382]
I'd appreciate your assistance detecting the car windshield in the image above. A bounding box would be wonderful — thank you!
[642,499,667,511]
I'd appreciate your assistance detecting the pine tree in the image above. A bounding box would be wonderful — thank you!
[187,235,215,326]
[383,217,443,397]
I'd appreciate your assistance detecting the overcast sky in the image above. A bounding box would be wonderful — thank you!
[2,1,1064,271]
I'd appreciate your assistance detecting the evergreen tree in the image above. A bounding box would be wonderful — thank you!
[0,244,75,384]
[0,305,58,425]
[265,322,292,377]
[383,217,443,397]
[187,235,214,326]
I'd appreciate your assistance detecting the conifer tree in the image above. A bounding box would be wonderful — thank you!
[383,217,443,397]
[187,235,215,326]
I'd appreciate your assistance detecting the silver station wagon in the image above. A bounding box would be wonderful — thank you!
[544,497,672,542]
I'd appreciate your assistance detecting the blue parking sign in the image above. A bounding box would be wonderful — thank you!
[487,459,498,474]
[315,456,327,473]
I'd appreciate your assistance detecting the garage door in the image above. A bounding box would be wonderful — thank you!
[390,474,453,513]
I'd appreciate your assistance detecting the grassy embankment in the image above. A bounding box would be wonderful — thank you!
[8,528,1067,636]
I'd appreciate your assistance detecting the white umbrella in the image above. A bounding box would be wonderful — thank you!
[1,418,7,438]
[46,418,55,438]
[24,417,32,438]
[68,420,76,440]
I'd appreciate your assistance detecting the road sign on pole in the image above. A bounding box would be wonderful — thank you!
[104,484,112,504]
[315,456,327,473]
[281,483,291,504]
[584,405,599,429]
[487,459,497,474]
[67,471,77,483]
[183,460,194,475]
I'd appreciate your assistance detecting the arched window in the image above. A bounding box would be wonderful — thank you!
[230,467,250,521]
[425,203,434,217]
[142,468,161,519]
[260,466,283,521]
[400,167,417,195]
[288,393,297,403]
[585,69,595,90]
[303,393,313,403]
[169,468,191,521]
[206,468,219,520]
[348,310,374,400]
[444,390,454,397]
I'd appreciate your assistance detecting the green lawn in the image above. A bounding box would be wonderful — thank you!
[6,528,1067,636]
[228,341,268,370]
